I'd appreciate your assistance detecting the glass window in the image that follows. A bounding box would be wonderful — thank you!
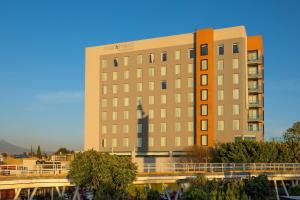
[123,125,129,133]
[101,59,107,69]
[124,70,129,79]
[149,53,155,63]
[149,81,155,91]
[137,96,142,105]
[137,68,142,78]
[149,137,154,147]
[175,136,181,146]
[149,96,154,104]
[175,108,181,118]
[217,75,223,86]
[137,110,143,119]
[161,123,167,132]
[201,135,208,146]
[218,105,224,116]
[218,44,224,55]
[112,138,117,148]
[188,63,194,73]
[188,93,194,103]
[233,43,239,53]
[201,89,208,100]
[102,125,107,134]
[137,124,143,133]
[233,74,239,85]
[188,136,194,146]
[149,124,154,133]
[161,137,167,147]
[248,50,258,61]
[112,124,118,134]
[175,123,181,132]
[218,120,224,131]
[160,109,167,118]
[101,111,107,121]
[112,71,118,81]
[189,49,195,59]
[248,66,258,75]
[201,120,208,131]
[233,59,239,69]
[218,90,224,101]
[201,74,208,85]
[175,79,181,89]
[123,111,129,120]
[217,60,224,71]
[233,89,240,100]
[161,52,167,62]
[233,120,240,130]
[188,122,193,132]
[201,104,208,116]
[112,85,118,94]
[123,84,129,93]
[112,112,117,120]
[175,50,180,60]
[188,78,193,88]
[188,107,193,117]
[124,57,129,66]
[161,66,167,76]
[148,68,155,77]
[161,80,167,89]
[233,104,240,115]
[123,138,129,147]
[161,94,167,104]
[101,99,107,108]
[113,58,119,67]
[149,109,154,119]
[175,93,181,103]
[113,97,118,107]
[136,82,142,92]
[175,64,180,74]
[200,44,208,55]
[137,138,142,147]
[201,59,208,70]
[137,55,143,64]
[101,73,107,81]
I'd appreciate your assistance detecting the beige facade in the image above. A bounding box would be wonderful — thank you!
[84,26,264,155]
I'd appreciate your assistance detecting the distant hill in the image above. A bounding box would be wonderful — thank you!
[0,140,29,155]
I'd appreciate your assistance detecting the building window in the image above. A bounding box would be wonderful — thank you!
[175,79,181,89]
[161,52,167,62]
[137,124,143,133]
[137,109,143,119]
[112,138,117,148]
[249,66,258,75]
[123,124,129,133]
[112,72,118,81]
[137,96,142,105]
[112,112,117,120]
[137,138,142,147]
[175,136,181,146]
[149,96,155,105]
[201,74,208,85]
[101,59,107,69]
[175,50,180,60]
[123,138,129,147]
[218,120,224,131]
[217,60,224,71]
[201,59,208,70]
[175,93,181,103]
[201,89,208,100]
[123,84,129,93]
[161,137,167,147]
[136,82,143,92]
[124,57,129,66]
[101,73,107,81]
[112,124,118,134]
[149,137,154,147]
[149,110,154,119]
[233,104,240,115]
[218,105,224,116]
[102,112,107,121]
[175,123,181,132]
[233,120,240,131]
[233,59,239,69]
[235,136,242,142]
[188,64,193,73]
[175,64,180,75]
[149,81,155,91]
[113,58,119,67]
[188,122,193,132]
[137,55,143,64]
[233,89,240,100]
[102,125,107,134]
[201,104,208,116]
[101,99,107,108]
[124,70,129,79]
[233,74,239,85]
[248,50,258,61]
[149,53,155,63]
[201,135,208,146]
[175,108,181,118]
[123,111,129,120]
[218,90,224,101]
[217,75,223,86]
[218,44,224,55]
[188,136,194,146]
[161,123,167,132]
[137,68,142,78]
[200,44,208,55]
[188,93,194,103]
[102,139,107,148]
[161,94,167,104]
[188,78,193,88]
[201,120,208,131]
[188,107,193,117]
[160,109,167,119]
[161,66,167,76]
[148,68,155,77]
[244,136,256,141]
[189,49,195,59]
[233,43,239,53]
[113,97,118,107]
[161,80,167,89]
[149,124,154,133]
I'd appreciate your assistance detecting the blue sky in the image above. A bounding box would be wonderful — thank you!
[0,0,299,151]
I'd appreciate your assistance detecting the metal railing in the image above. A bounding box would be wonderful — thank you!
[248,72,263,79]
[248,86,263,93]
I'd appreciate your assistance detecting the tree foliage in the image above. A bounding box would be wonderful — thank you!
[283,121,300,142]
[68,150,137,199]
[55,147,73,155]
[36,145,42,159]
[245,175,272,200]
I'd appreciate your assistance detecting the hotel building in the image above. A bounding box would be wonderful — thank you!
[84,26,264,157]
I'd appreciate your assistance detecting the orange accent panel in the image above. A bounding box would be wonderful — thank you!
[195,29,214,146]
[247,35,263,53]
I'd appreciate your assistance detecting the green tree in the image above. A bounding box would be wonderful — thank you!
[36,145,42,159]
[68,150,137,199]
[245,175,272,200]
[55,147,73,155]
[146,189,160,200]
[283,121,300,142]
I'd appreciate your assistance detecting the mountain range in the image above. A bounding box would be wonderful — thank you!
[0,140,29,155]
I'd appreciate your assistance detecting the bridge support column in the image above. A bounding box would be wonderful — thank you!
[51,187,54,200]
[281,180,289,197]
[27,188,30,200]
[14,188,21,200]
[29,187,37,200]
[55,186,62,197]
[274,180,279,200]
[73,186,80,200]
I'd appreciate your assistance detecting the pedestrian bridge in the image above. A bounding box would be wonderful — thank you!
[1,163,300,199]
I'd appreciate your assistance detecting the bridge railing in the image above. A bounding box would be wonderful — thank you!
[142,163,300,174]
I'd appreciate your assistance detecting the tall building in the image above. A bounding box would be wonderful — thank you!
[84,26,264,158]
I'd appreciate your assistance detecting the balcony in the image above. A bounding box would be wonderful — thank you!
[248,128,263,132]
[248,86,263,93]
[249,101,262,107]
[248,115,263,122]
[248,72,263,79]
[248,57,263,65]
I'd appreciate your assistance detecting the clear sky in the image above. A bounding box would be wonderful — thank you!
[0,0,299,151]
